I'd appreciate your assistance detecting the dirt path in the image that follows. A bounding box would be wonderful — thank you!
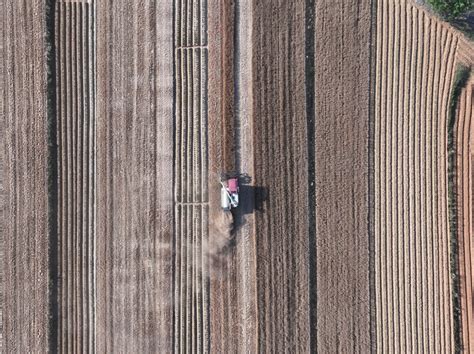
[95,1,175,352]
[1,0,51,352]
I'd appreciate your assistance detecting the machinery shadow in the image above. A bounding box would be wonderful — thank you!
[231,174,268,235]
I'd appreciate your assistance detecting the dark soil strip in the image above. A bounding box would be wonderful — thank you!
[45,1,59,352]
[305,0,317,351]
[368,0,377,352]
[447,64,471,354]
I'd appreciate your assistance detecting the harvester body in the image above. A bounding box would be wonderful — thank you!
[220,177,239,211]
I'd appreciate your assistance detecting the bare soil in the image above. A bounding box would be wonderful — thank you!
[95,1,175,352]
[4,0,474,352]
[373,1,474,352]
[1,0,51,352]
[313,1,373,352]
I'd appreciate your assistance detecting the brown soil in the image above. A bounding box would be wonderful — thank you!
[313,1,373,352]
[373,0,474,352]
[5,0,474,352]
[95,0,175,352]
[251,1,311,351]
[1,0,51,352]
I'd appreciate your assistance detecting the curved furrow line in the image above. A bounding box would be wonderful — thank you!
[437,24,453,354]
[75,4,83,352]
[378,0,390,349]
[430,21,442,354]
[397,1,408,349]
[401,2,414,350]
[413,9,424,352]
[70,3,78,347]
[385,0,395,347]
[441,33,458,353]
[436,25,450,354]
[390,2,401,350]
[80,4,89,350]
[374,0,383,347]
[418,13,430,352]
[436,26,448,353]
[406,4,420,351]
[424,19,435,353]
[65,4,73,351]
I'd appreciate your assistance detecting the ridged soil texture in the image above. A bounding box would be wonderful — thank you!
[373,0,471,351]
[174,0,210,352]
[55,1,96,352]
[1,1,50,352]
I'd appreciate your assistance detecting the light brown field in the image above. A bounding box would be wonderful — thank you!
[374,0,474,352]
[3,0,474,352]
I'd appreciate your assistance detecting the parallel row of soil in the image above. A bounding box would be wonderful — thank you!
[55,1,96,351]
[95,1,175,352]
[174,1,210,352]
[313,1,373,351]
[374,0,458,351]
[454,75,474,352]
[251,1,310,352]
[1,1,51,352]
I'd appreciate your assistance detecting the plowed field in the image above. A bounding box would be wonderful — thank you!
[374,0,474,352]
[3,0,474,352]
[2,1,50,352]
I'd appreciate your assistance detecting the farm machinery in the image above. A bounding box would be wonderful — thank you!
[220,174,239,211]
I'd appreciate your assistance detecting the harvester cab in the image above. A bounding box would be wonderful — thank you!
[220,175,239,211]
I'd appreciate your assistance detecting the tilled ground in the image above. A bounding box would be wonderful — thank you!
[1,1,51,352]
[313,1,373,352]
[374,0,474,352]
[4,0,474,352]
[95,1,175,352]
[251,1,311,352]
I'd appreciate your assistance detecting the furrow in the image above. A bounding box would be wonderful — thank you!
[374,0,383,347]
[401,1,413,350]
[430,21,442,354]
